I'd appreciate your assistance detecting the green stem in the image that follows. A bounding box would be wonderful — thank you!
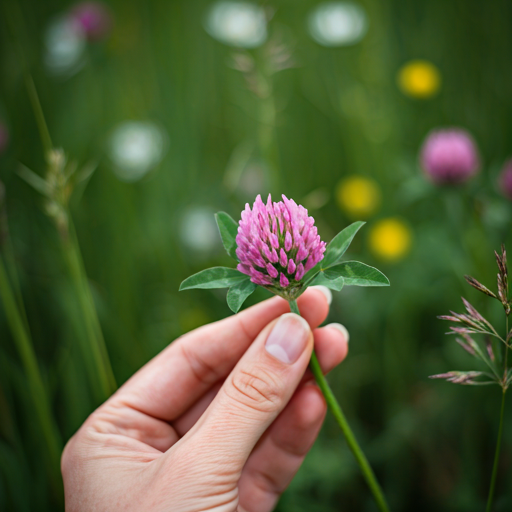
[504,316,509,377]
[289,299,390,512]
[486,315,509,512]
[61,217,117,399]
[0,256,62,492]
[485,389,506,512]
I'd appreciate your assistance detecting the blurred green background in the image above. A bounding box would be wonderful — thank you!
[1,0,512,510]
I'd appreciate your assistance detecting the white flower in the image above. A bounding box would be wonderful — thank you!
[180,208,220,253]
[205,1,267,49]
[308,2,368,47]
[109,121,166,182]
[44,16,86,76]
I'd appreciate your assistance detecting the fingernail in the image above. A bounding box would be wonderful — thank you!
[325,323,350,343]
[265,313,310,364]
[310,285,332,305]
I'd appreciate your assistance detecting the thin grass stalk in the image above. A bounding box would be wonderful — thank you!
[289,299,391,512]
[485,389,506,512]
[0,256,62,494]
[486,314,509,512]
[60,215,117,398]
[3,239,29,326]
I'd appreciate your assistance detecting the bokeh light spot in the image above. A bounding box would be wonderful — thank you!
[308,2,368,47]
[180,207,220,253]
[204,1,267,49]
[109,121,167,182]
[397,60,441,98]
[336,176,381,218]
[368,218,412,262]
[44,16,86,77]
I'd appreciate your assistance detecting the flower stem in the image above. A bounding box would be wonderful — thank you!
[289,299,390,512]
[485,389,506,512]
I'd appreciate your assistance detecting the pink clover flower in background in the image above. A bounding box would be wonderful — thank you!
[499,159,512,200]
[420,128,480,184]
[71,2,112,41]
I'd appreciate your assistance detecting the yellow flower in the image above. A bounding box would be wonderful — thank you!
[369,218,411,261]
[397,60,441,99]
[335,176,381,218]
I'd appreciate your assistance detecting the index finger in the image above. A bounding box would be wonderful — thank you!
[113,287,330,422]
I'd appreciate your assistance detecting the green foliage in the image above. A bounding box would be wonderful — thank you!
[309,272,345,291]
[324,261,390,287]
[322,222,366,269]
[215,212,239,260]
[226,278,257,313]
[305,223,389,290]
[179,267,246,290]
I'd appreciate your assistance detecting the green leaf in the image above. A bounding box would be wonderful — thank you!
[215,212,239,260]
[302,264,322,286]
[226,278,257,313]
[179,267,246,290]
[308,272,344,291]
[322,221,365,269]
[324,261,390,287]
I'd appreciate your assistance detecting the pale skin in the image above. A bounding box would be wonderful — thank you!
[61,287,349,512]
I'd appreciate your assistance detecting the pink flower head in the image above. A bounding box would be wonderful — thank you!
[236,194,326,294]
[71,2,112,41]
[420,128,480,184]
[499,158,512,200]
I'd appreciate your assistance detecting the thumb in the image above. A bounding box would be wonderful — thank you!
[187,313,313,473]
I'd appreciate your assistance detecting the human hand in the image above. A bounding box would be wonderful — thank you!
[61,287,349,512]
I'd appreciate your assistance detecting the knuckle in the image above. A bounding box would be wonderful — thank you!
[179,341,222,387]
[229,367,284,414]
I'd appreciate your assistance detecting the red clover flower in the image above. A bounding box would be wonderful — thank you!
[236,194,326,292]
[420,128,480,184]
